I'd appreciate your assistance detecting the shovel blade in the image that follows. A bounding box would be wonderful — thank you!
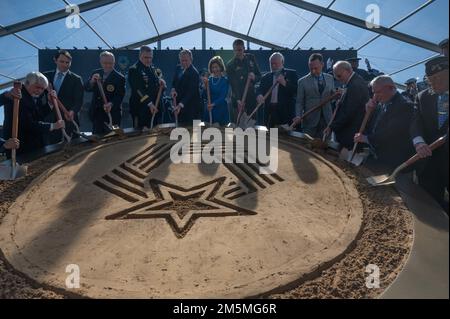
[340,148,367,166]
[0,161,28,180]
[366,175,396,187]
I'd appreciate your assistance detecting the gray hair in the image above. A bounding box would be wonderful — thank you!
[100,51,115,60]
[333,61,352,72]
[370,75,395,88]
[270,52,285,64]
[25,72,48,87]
[179,49,193,61]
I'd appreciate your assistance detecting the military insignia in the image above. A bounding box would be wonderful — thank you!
[107,84,115,92]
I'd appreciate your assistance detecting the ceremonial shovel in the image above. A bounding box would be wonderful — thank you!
[0,81,28,180]
[48,83,72,144]
[279,91,341,133]
[367,135,447,187]
[239,82,279,130]
[340,103,375,166]
[54,96,99,143]
[96,78,125,137]
[228,76,251,129]
[204,78,220,128]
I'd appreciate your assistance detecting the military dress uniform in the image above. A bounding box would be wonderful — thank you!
[411,57,449,213]
[226,53,262,123]
[85,68,126,135]
[128,61,162,129]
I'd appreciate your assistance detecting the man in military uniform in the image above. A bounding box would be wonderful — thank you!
[226,39,262,123]
[346,57,373,83]
[43,50,84,144]
[401,78,418,103]
[411,56,449,213]
[85,51,126,135]
[128,46,166,130]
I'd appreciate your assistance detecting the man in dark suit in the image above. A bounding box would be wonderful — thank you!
[227,39,262,123]
[43,50,84,144]
[3,72,64,157]
[85,51,126,135]
[171,49,201,125]
[354,75,415,170]
[411,56,449,213]
[128,46,166,130]
[326,61,370,150]
[256,52,297,128]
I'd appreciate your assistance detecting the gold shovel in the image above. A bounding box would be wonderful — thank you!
[367,135,448,186]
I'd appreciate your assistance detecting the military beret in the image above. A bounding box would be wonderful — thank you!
[425,56,449,76]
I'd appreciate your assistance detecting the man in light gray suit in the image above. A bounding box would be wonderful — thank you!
[294,53,335,138]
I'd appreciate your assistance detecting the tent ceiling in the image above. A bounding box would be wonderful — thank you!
[0,0,448,89]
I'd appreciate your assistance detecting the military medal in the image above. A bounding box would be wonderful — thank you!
[107,84,115,93]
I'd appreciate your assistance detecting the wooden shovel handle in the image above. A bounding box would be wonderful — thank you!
[404,135,447,167]
[154,84,164,110]
[11,81,22,139]
[241,76,251,104]
[205,78,212,105]
[96,79,108,105]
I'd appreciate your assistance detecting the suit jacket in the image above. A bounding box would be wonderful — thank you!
[330,73,370,149]
[84,68,126,118]
[3,87,52,156]
[367,92,415,169]
[411,88,449,170]
[172,64,201,123]
[296,72,335,129]
[257,68,298,124]
[43,70,84,121]
[128,61,160,117]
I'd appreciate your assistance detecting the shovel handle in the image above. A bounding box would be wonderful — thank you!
[351,106,376,159]
[11,81,22,139]
[247,82,279,121]
[404,135,447,167]
[241,76,252,105]
[96,79,109,105]
[292,91,340,129]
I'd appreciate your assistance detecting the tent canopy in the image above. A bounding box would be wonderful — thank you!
[0,0,448,89]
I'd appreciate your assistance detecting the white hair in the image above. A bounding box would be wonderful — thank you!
[100,51,115,60]
[333,61,352,72]
[270,52,285,64]
[370,75,395,88]
[179,49,193,61]
[25,72,48,87]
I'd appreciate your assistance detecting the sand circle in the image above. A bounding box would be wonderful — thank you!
[0,134,363,298]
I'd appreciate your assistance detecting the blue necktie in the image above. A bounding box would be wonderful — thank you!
[438,93,449,129]
[54,72,64,94]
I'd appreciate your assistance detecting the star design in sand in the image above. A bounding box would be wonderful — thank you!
[105,177,257,238]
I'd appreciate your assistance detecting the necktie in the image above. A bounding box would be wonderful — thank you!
[271,73,280,104]
[372,103,387,134]
[54,72,64,94]
[438,93,449,129]
[317,75,325,96]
